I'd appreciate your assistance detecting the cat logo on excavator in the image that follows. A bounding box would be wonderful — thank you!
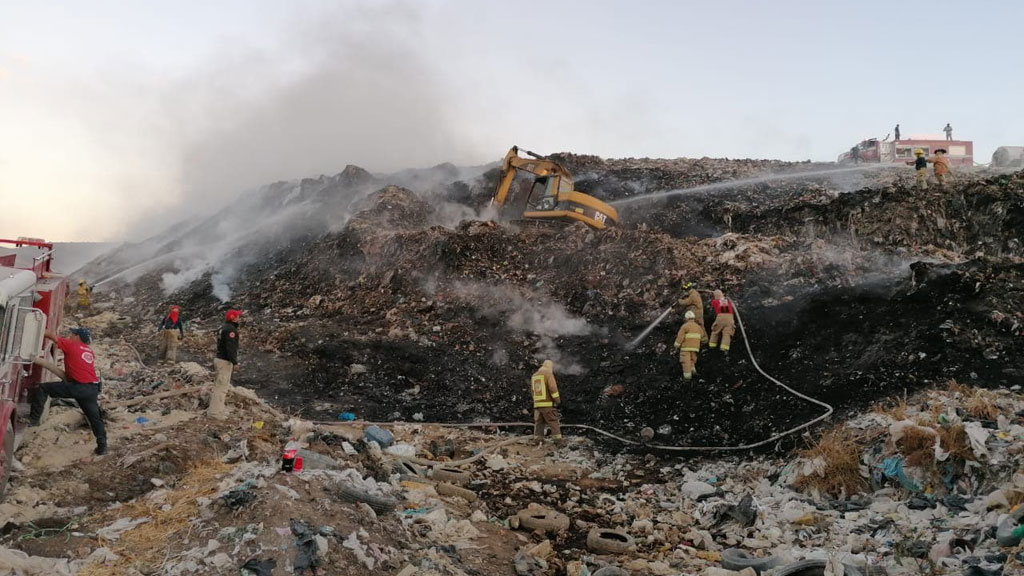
[490,146,619,229]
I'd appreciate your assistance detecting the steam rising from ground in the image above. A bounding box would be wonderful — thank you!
[448,281,603,374]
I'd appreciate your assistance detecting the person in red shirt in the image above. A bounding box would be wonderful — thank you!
[29,327,107,455]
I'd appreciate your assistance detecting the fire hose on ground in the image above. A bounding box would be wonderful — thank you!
[314,303,834,455]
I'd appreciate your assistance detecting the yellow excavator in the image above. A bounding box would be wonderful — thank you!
[491,146,619,229]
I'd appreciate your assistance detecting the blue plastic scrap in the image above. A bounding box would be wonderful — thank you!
[364,425,394,448]
[878,456,921,492]
[338,412,356,421]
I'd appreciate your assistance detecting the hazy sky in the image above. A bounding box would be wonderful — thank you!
[1,1,1021,241]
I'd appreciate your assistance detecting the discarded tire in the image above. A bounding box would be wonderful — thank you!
[436,482,478,502]
[337,483,398,515]
[592,568,630,576]
[586,528,635,554]
[393,460,425,477]
[773,560,864,576]
[518,508,570,533]
[722,548,783,573]
[431,466,471,486]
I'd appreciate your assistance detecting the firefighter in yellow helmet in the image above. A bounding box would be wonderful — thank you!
[905,148,928,190]
[928,148,951,188]
[677,282,704,327]
[674,310,707,380]
[531,359,562,440]
[76,279,92,309]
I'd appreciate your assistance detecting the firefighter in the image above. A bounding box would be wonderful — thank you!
[76,279,92,309]
[29,328,107,455]
[708,290,736,354]
[677,282,704,327]
[157,305,185,363]
[943,123,953,141]
[928,148,951,188]
[674,310,707,380]
[531,359,562,441]
[906,148,928,190]
[208,309,241,420]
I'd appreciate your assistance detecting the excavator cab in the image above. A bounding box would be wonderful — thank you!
[491,146,619,229]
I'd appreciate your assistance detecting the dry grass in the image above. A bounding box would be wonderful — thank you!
[897,425,939,467]
[937,423,975,462]
[79,460,232,576]
[965,389,1000,421]
[947,379,971,396]
[873,396,909,421]
[795,428,868,497]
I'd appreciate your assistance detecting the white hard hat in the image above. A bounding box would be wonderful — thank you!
[685,310,695,320]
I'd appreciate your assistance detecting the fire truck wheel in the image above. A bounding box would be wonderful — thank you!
[337,483,397,515]
[0,421,13,501]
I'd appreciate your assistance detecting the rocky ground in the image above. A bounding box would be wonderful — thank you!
[2,306,1024,575]
[3,154,1023,575]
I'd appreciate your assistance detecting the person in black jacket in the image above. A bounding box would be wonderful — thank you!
[158,305,185,362]
[208,309,241,419]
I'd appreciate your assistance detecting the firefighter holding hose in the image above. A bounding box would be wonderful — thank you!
[708,290,736,354]
[674,310,707,380]
[677,282,705,327]
[906,148,928,190]
[76,279,92,309]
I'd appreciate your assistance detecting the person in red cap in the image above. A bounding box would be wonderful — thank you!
[157,305,185,363]
[29,327,107,455]
[209,309,242,419]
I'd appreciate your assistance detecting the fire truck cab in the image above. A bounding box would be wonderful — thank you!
[0,238,67,500]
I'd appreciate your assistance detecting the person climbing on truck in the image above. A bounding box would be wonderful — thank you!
[29,327,107,455]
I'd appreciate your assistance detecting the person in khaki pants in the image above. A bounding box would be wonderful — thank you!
[209,309,241,419]
[674,310,707,380]
[157,305,184,362]
[531,360,562,440]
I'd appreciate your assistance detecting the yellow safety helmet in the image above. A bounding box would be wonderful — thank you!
[913,148,924,156]
[682,282,694,290]
[79,278,87,284]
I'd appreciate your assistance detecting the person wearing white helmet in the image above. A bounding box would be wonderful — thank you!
[674,310,707,380]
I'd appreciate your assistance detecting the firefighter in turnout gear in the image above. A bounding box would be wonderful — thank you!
[907,148,928,190]
[929,148,951,188]
[674,310,707,380]
[709,290,736,354]
[76,279,92,309]
[531,360,562,440]
[677,282,704,327]
[208,309,241,419]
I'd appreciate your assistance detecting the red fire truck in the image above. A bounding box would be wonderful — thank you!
[838,137,974,167]
[0,238,67,499]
